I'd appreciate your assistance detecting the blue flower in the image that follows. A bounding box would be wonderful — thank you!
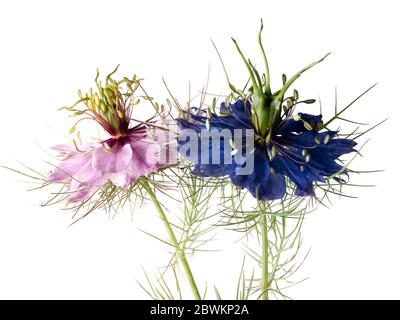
[176,99,356,201]
[176,23,359,201]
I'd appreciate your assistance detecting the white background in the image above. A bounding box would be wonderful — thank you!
[0,0,399,299]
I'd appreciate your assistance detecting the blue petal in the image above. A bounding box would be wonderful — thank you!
[320,138,357,158]
[272,155,315,196]
[187,112,250,131]
[229,148,269,196]
[218,100,253,128]
[176,118,202,133]
[192,163,232,177]
[257,173,286,200]
[229,147,286,200]
[220,102,229,113]
[272,135,355,196]
[221,99,250,114]
[177,124,234,178]
[308,149,344,176]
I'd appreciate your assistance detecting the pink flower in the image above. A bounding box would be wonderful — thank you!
[48,123,175,203]
[47,67,179,203]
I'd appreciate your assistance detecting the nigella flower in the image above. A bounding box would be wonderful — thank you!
[177,100,356,200]
[48,67,173,202]
[176,25,357,201]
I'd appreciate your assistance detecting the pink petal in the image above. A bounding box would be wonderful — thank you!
[127,140,159,179]
[50,144,74,153]
[152,127,178,166]
[109,172,132,188]
[48,154,92,182]
[68,186,97,203]
[68,169,108,203]
[92,143,132,173]
[71,157,102,185]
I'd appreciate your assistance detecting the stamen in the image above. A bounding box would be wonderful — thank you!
[302,149,307,157]
[87,100,94,111]
[300,165,305,172]
[293,89,299,101]
[305,154,311,162]
[270,167,276,174]
[205,119,211,131]
[267,146,277,160]
[271,141,305,165]
[94,94,100,106]
[293,114,301,121]
[100,101,107,113]
[303,121,313,131]
[282,74,287,85]
[271,146,277,158]
[230,139,238,157]
[323,134,330,144]
[207,107,213,118]
[103,142,112,153]
[229,138,236,149]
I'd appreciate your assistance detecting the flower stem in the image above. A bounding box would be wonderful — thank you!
[142,180,201,300]
[260,201,269,300]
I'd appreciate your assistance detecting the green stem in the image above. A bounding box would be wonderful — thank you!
[260,201,269,300]
[142,180,201,300]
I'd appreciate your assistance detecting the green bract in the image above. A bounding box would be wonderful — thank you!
[231,20,330,139]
